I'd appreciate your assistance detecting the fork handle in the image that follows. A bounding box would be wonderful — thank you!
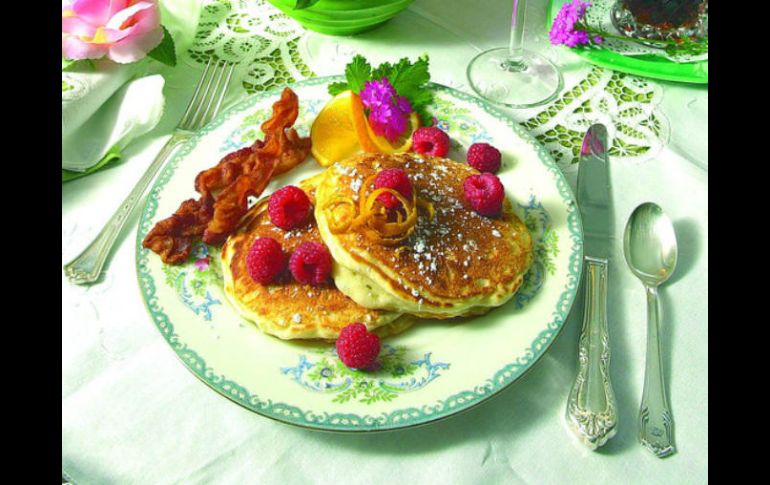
[566,256,618,449]
[64,133,189,285]
[639,285,676,458]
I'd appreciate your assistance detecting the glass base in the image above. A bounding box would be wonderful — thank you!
[466,47,563,109]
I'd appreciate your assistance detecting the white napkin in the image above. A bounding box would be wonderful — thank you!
[62,61,165,173]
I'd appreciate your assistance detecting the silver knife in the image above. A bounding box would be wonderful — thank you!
[565,124,618,449]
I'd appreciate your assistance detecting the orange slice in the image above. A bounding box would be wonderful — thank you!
[350,93,380,153]
[365,112,420,154]
[310,90,362,167]
[311,90,422,166]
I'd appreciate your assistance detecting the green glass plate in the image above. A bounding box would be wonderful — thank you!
[547,0,708,84]
[268,0,415,36]
[136,77,583,432]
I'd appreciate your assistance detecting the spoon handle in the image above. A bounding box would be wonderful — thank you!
[566,257,618,449]
[639,285,676,458]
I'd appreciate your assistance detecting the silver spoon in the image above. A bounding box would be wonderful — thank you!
[623,202,677,458]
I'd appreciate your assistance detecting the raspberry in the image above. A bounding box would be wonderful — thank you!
[289,242,332,286]
[463,173,505,216]
[412,126,451,157]
[246,237,286,285]
[335,323,381,369]
[374,168,413,209]
[467,143,501,173]
[268,185,311,230]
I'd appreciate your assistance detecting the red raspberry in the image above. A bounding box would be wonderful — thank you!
[268,185,311,230]
[336,323,381,369]
[467,143,501,173]
[289,242,332,286]
[374,168,413,209]
[412,127,451,157]
[463,173,505,216]
[246,237,286,285]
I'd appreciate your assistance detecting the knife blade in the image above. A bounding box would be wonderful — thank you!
[577,124,611,260]
[566,124,618,450]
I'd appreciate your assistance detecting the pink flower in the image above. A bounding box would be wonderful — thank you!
[549,0,594,48]
[62,0,164,63]
[360,78,412,142]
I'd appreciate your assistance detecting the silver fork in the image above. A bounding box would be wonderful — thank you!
[64,58,235,285]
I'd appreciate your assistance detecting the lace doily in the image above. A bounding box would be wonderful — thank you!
[184,0,313,93]
[522,66,669,170]
[584,0,708,64]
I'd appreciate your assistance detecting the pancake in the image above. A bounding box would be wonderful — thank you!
[315,153,533,318]
[221,176,411,340]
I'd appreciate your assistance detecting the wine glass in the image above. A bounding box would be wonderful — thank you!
[467,0,563,108]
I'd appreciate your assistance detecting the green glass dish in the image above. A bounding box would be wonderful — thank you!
[547,0,708,84]
[268,0,415,35]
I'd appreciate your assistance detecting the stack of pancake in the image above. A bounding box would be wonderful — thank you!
[221,153,533,340]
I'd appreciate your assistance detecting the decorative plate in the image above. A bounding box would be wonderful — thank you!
[548,0,708,84]
[136,76,583,432]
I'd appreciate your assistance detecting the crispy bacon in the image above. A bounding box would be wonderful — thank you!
[201,159,279,244]
[142,196,214,264]
[142,87,311,263]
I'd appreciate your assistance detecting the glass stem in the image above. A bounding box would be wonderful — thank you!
[504,0,528,71]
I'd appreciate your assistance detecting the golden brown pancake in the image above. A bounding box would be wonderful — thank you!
[221,178,411,340]
[315,153,533,318]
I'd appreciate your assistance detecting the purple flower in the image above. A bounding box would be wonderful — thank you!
[549,0,594,48]
[360,78,412,142]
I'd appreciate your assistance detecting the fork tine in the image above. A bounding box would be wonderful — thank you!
[207,63,235,126]
[197,61,233,128]
[178,57,214,130]
[185,59,224,130]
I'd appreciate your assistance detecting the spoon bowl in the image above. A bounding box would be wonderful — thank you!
[624,202,678,288]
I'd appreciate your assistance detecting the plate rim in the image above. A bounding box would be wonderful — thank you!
[546,0,708,84]
[135,75,584,432]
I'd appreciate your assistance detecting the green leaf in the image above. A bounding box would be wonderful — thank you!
[147,26,177,67]
[416,105,434,126]
[62,59,97,72]
[387,56,431,102]
[327,81,350,96]
[406,88,433,117]
[370,60,394,82]
[345,54,372,93]
[295,0,321,9]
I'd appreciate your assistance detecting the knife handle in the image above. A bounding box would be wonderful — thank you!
[566,256,618,449]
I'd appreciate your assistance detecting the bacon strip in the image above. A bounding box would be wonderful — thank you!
[142,87,311,263]
[142,196,214,265]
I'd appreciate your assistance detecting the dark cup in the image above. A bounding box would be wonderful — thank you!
[612,0,707,43]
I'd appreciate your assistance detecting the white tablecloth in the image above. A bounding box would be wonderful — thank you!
[62,1,708,483]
